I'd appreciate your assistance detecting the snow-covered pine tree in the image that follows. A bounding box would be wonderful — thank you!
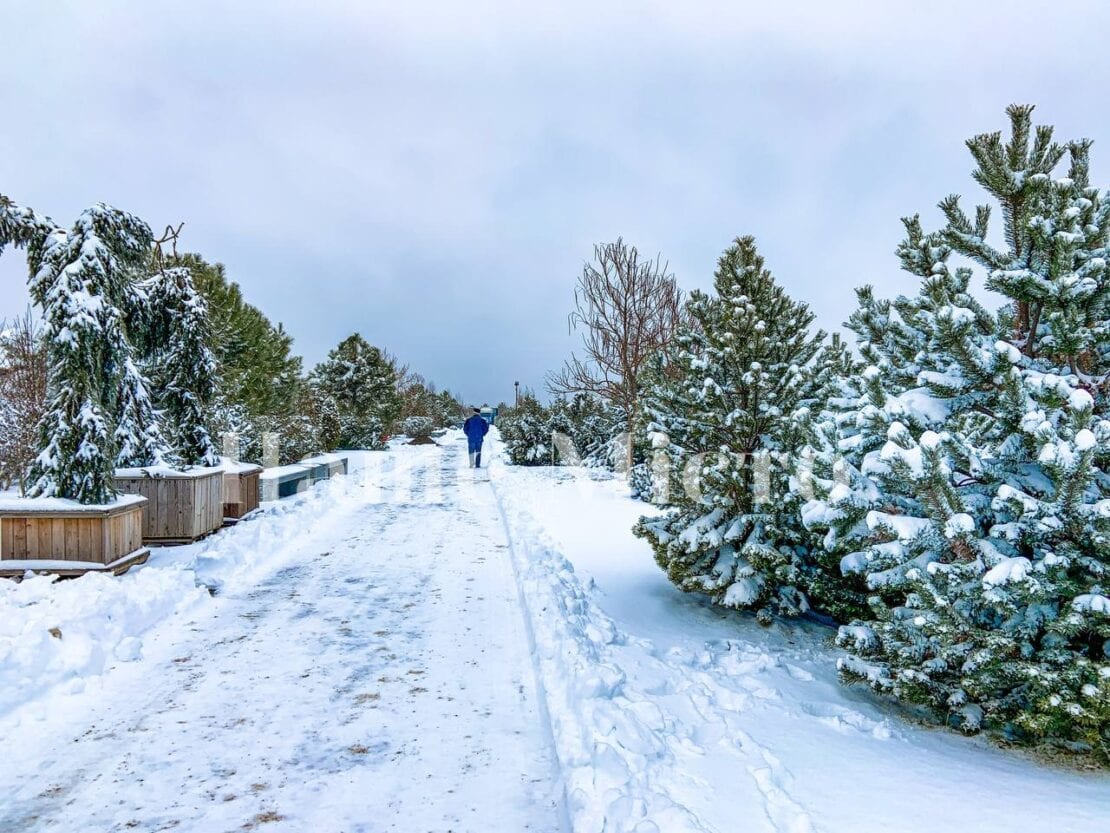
[545,397,577,463]
[432,389,463,428]
[170,253,308,462]
[788,332,878,620]
[627,348,684,502]
[25,204,162,499]
[551,392,629,470]
[634,236,824,622]
[137,266,220,466]
[2,198,161,502]
[113,351,171,469]
[402,415,436,439]
[499,392,553,465]
[794,249,1003,621]
[308,383,342,452]
[0,195,49,255]
[312,334,399,450]
[831,106,1110,759]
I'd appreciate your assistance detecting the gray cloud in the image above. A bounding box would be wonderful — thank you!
[3,1,1109,403]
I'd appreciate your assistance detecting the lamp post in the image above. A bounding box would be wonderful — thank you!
[514,380,520,405]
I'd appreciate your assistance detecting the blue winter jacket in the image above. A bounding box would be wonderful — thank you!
[463,414,490,443]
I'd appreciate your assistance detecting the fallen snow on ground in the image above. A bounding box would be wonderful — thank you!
[0,451,395,725]
[2,431,1107,833]
[0,439,566,832]
[488,444,1110,833]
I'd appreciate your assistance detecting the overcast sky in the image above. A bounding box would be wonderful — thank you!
[2,1,1109,405]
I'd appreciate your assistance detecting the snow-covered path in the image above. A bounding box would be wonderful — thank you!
[5,435,1109,833]
[1,444,567,833]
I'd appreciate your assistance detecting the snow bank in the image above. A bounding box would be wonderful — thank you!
[0,567,203,718]
[0,450,401,721]
[490,468,711,832]
[493,458,1110,833]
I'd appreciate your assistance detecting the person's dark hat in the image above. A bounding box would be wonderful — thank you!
[472,407,481,413]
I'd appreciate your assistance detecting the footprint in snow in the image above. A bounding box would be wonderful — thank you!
[798,701,893,740]
[783,663,815,682]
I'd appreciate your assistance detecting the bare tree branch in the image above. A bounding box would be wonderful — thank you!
[547,238,684,423]
[0,309,47,492]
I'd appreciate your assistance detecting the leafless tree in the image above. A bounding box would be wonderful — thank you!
[0,310,47,492]
[547,238,684,425]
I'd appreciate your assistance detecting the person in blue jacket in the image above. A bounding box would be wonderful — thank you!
[463,407,490,468]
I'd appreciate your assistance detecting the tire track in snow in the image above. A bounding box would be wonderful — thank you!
[447,441,574,833]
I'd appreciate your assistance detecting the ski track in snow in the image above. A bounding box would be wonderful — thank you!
[0,444,567,833]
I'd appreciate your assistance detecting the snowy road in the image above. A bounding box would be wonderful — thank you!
[1,443,567,833]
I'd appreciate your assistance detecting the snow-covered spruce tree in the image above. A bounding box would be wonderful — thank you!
[134,266,219,466]
[1,198,164,501]
[312,334,399,450]
[113,352,171,470]
[828,106,1110,759]
[499,393,553,465]
[309,383,342,453]
[634,237,825,622]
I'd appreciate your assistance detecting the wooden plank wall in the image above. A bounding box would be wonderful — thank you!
[199,472,223,533]
[0,505,144,564]
[224,470,261,518]
[242,471,261,515]
[115,471,224,543]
